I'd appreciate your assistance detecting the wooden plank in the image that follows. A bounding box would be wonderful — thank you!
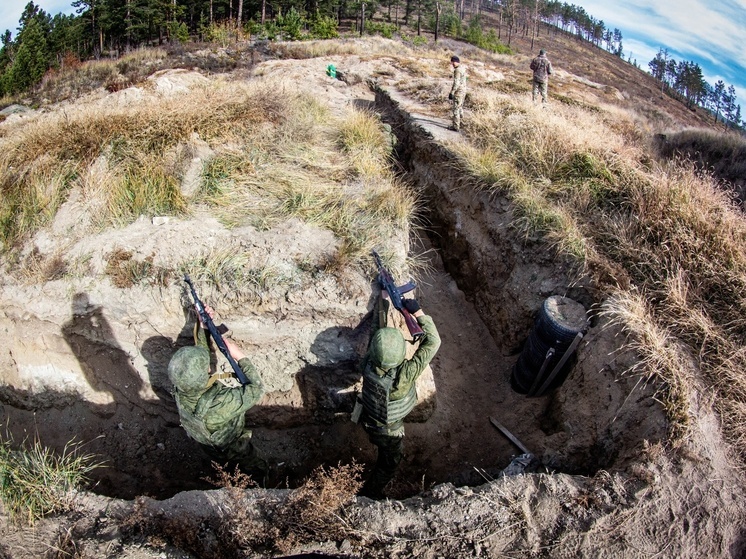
[489,416,531,455]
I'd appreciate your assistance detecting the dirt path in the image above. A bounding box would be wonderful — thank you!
[394,243,548,491]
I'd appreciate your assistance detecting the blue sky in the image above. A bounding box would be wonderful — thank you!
[577,0,746,107]
[1,0,745,107]
[1,1,77,36]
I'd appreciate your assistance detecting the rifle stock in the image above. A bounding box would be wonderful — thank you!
[183,275,249,386]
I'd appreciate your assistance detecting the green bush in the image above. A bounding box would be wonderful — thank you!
[365,20,397,39]
[428,6,461,37]
[204,22,231,46]
[462,16,510,53]
[169,21,190,43]
[277,7,306,41]
[310,15,339,39]
[402,34,428,46]
[443,7,462,36]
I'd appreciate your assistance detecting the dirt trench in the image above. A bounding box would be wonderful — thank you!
[0,83,667,503]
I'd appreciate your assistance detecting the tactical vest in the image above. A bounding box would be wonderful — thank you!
[361,362,417,425]
[175,391,239,448]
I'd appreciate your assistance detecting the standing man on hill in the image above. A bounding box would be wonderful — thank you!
[448,55,468,131]
[168,306,267,483]
[356,293,441,499]
[530,49,553,104]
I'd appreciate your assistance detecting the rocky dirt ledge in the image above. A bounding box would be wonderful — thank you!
[1,442,743,559]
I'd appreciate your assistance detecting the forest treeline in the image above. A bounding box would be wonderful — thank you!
[648,48,741,129]
[0,0,622,97]
[0,0,742,130]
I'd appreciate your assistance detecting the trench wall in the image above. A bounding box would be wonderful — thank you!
[373,84,666,471]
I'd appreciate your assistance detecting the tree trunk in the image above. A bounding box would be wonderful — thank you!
[210,0,213,24]
[417,0,421,35]
[361,3,365,36]
[434,1,441,42]
[237,0,243,30]
[261,0,266,24]
[126,0,131,51]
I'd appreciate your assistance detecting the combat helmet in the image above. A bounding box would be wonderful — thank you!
[168,346,209,391]
[369,327,406,371]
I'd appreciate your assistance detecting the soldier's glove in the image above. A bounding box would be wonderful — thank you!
[403,298,421,314]
[448,93,453,100]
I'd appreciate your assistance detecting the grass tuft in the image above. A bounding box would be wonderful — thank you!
[0,435,101,525]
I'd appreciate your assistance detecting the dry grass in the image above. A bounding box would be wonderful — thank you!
[1,75,415,272]
[0,435,101,526]
[105,247,170,288]
[453,85,746,461]
[268,36,443,61]
[196,102,415,269]
[224,461,364,553]
[127,461,363,557]
[179,246,287,303]
[656,128,746,199]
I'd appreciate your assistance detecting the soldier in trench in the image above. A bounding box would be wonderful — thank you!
[356,294,441,499]
[167,305,267,483]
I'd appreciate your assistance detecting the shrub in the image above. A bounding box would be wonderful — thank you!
[462,16,510,54]
[0,435,101,525]
[277,8,306,41]
[225,462,364,553]
[439,6,462,36]
[105,248,171,288]
[365,21,397,39]
[169,21,190,43]
[310,15,339,39]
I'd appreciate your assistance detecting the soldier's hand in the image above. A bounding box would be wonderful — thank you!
[448,93,453,100]
[196,304,216,327]
[224,339,247,361]
[403,298,421,314]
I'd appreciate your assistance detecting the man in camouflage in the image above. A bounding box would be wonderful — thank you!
[448,55,467,131]
[530,49,553,104]
[168,306,267,481]
[357,295,441,499]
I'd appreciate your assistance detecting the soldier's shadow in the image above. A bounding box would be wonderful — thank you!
[61,292,163,418]
[140,305,196,416]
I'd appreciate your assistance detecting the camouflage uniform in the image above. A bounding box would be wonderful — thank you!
[450,63,468,130]
[358,301,441,498]
[530,51,553,104]
[168,327,266,479]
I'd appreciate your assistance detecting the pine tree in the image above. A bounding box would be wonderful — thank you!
[711,80,726,123]
[5,15,51,93]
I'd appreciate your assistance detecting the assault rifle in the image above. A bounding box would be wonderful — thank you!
[183,275,249,386]
[372,250,424,341]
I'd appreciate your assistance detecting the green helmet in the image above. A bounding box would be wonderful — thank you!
[168,346,209,392]
[369,327,406,371]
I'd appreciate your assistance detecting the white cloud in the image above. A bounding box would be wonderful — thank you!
[577,0,746,108]
[0,1,77,37]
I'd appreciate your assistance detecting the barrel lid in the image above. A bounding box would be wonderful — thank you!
[544,295,587,330]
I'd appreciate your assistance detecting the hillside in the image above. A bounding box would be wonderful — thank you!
[1,32,745,558]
